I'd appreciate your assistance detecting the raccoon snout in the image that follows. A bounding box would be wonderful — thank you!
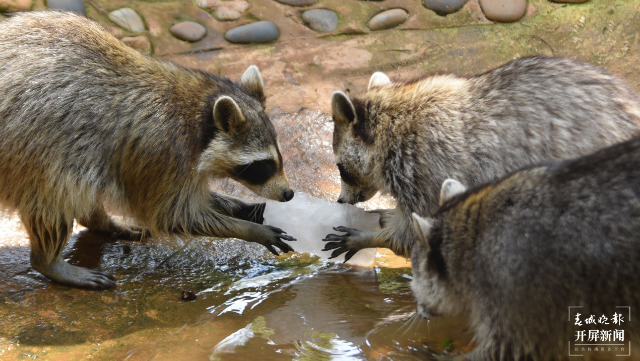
[280,189,294,202]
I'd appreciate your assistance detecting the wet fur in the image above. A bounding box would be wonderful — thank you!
[411,136,640,360]
[0,11,294,289]
[327,56,640,257]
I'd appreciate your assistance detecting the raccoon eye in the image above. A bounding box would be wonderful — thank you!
[337,163,358,186]
[232,159,277,185]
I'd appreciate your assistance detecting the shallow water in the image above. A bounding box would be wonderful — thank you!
[0,110,474,360]
[0,230,474,360]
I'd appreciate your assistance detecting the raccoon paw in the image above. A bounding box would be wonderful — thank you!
[322,226,370,262]
[43,259,116,290]
[259,225,296,256]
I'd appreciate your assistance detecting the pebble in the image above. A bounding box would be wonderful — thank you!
[108,8,146,32]
[170,21,207,42]
[301,9,338,32]
[121,36,152,55]
[0,0,32,12]
[422,0,468,16]
[195,0,219,8]
[368,9,408,31]
[224,21,279,44]
[46,0,85,15]
[214,0,250,21]
[276,0,315,6]
[479,0,526,22]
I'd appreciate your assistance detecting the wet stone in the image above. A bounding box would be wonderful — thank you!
[275,0,315,6]
[108,8,145,32]
[368,9,408,31]
[479,0,526,22]
[170,21,207,42]
[422,0,468,16]
[214,0,250,21]
[0,0,32,12]
[224,21,279,44]
[301,9,338,33]
[46,0,85,14]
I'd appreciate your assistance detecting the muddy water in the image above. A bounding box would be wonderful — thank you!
[0,110,474,360]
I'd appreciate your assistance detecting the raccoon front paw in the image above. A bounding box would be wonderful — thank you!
[258,225,296,256]
[322,226,370,262]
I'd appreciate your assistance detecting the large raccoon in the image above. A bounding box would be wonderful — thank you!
[410,135,640,360]
[0,11,295,289]
[323,56,640,260]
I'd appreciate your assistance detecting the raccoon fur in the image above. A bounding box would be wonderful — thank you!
[411,135,640,360]
[0,11,295,289]
[323,56,640,260]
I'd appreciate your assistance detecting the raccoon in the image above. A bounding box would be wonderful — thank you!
[0,11,295,289]
[410,135,640,360]
[323,56,640,260]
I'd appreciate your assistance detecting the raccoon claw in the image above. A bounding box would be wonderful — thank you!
[262,225,296,256]
[344,250,357,263]
[322,226,371,261]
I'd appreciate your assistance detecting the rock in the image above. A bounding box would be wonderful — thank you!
[195,0,219,8]
[479,0,526,22]
[301,9,338,32]
[108,8,145,33]
[46,0,85,15]
[146,19,162,37]
[368,9,408,31]
[422,0,468,16]
[170,21,207,42]
[121,36,152,55]
[214,0,250,21]
[224,21,279,44]
[275,0,315,6]
[0,0,32,12]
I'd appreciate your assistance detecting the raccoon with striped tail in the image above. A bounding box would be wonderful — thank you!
[323,56,640,260]
[0,11,295,290]
[411,135,640,360]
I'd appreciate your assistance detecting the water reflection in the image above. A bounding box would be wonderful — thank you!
[0,110,474,359]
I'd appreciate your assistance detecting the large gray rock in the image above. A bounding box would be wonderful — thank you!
[301,9,338,32]
[224,21,280,44]
[170,21,207,42]
[46,0,85,15]
[422,0,468,16]
[368,9,408,31]
[108,8,146,32]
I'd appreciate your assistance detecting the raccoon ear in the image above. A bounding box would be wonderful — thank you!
[412,213,435,247]
[368,72,391,90]
[240,65,266,105]
[331,91,356,127]
[439,179,467,206]
[214,96,247,134]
